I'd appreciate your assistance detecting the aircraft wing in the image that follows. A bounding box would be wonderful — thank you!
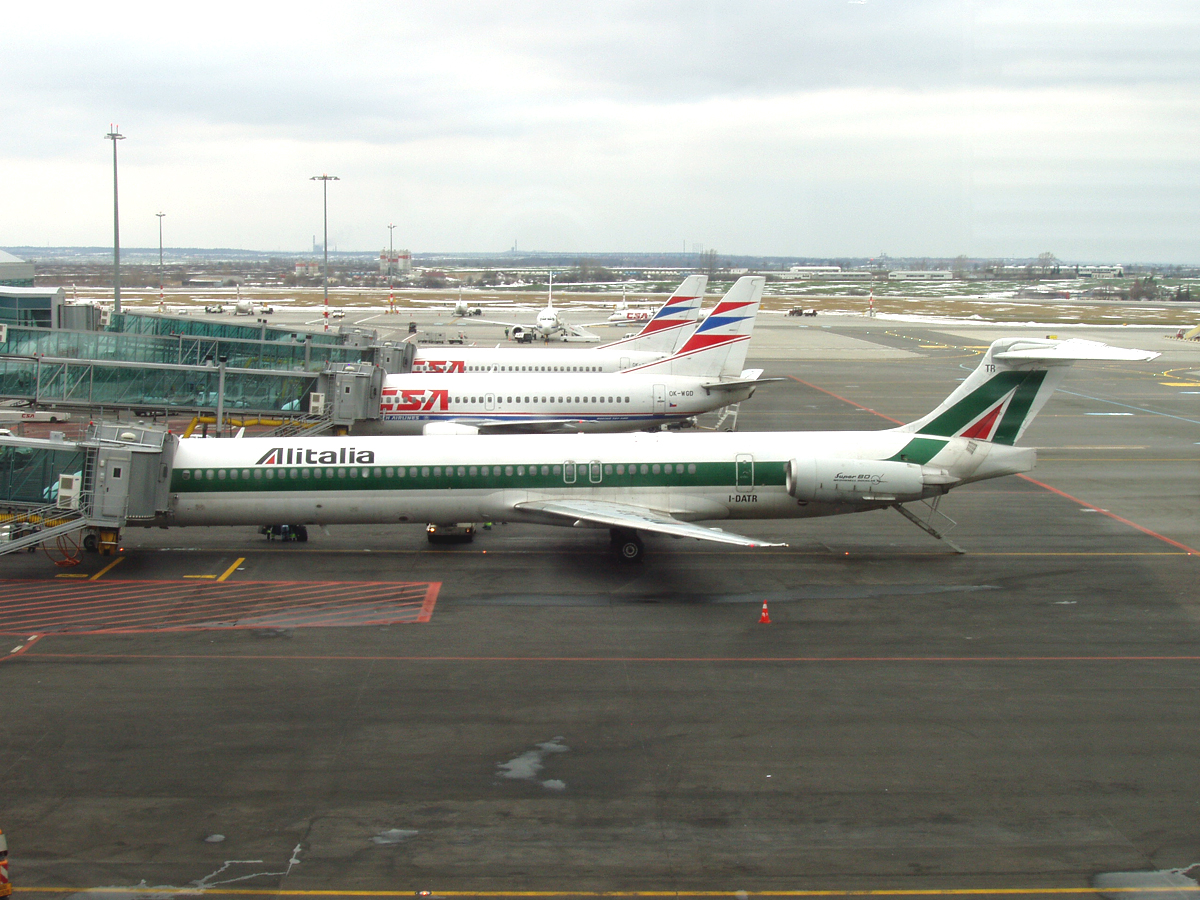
[514,498,788,548]
[471,316,528,329]
[423,419,592,435]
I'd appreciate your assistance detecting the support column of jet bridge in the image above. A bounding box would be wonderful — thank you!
[316,362,385,434]
[0,423,176,556]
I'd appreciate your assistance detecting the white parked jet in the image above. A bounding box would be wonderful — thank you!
[471,274,616,342]
[411,275,708,374]
[358,276,766,435]
[160,337,1157,560]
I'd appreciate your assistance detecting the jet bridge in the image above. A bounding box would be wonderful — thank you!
[0,424,176,556]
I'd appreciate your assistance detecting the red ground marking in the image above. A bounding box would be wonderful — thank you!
[17,652,1200,664]
[787,376,905,424]
[1018,474,1199,555]
[789,375,1198,555]
[0,580,441,635]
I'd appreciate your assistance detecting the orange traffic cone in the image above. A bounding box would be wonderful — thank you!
[758,601,771,624]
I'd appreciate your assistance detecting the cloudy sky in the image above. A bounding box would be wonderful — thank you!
[3,1,1199,262]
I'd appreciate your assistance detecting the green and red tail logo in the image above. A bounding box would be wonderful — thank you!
[916,370,1047,445]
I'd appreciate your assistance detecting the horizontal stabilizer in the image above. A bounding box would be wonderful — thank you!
[515,498,787,548]
[700,377,786,393]
[993,338,1160,363]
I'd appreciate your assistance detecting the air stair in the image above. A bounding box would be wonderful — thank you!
[0,503,90,555]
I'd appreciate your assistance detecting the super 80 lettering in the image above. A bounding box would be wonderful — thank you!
[380,388,450,412]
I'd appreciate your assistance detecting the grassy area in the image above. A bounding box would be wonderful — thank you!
[69,283,1200,328]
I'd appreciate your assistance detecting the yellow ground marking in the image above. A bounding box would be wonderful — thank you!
[217,557,246,582]
[14,887,1200,897]
[89,557,125,581]
[182,575,216,579]
[54,573,90,578]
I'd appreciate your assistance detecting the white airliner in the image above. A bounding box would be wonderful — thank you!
[161,337,1156,561]
[411,275,708,374]
[408,291,484,318]
[471,274,616,341]
[358,277,766,435]
[606,308,653,325]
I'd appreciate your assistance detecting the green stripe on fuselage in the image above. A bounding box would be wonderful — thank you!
[171,459,792,495]
[886,437,948,465]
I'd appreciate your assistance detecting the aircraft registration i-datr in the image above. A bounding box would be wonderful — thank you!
[159,337,1157,561]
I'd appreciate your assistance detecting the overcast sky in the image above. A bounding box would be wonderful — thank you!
[3,0,1199,262]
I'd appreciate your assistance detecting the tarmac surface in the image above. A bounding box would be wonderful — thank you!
[2,316,1199,898]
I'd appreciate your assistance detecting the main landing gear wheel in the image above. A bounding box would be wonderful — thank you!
[610,528,644,563]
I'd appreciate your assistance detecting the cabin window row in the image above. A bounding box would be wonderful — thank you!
[468,365,603,372]
[454,396,631,404]
[180,462,702,482]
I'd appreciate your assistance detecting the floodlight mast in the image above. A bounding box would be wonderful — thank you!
[310,174,339,330]
[387,222,395,312]
[156,212,166,304]
[105,126,126,314]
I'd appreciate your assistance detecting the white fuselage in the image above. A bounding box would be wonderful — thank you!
[411,346,671,374]
[355,372,756,435]
[161,429,1033,529]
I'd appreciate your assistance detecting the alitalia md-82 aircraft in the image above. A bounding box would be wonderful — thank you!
[411,275,707,373]
[161,337,1156,561]
[355,277,767,435]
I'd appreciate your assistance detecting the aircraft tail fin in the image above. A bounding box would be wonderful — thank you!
[897,338,1159,445]
[598,275,708,355]
[626,276,763,378]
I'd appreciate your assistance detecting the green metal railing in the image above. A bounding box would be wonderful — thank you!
[0,325,365,371]
[0,357,317,414]
[107,311,344,344]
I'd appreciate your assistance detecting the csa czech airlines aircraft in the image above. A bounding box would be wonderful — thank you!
[411,276,708,374]
[359,277,766,435]
[163,337,1156,561]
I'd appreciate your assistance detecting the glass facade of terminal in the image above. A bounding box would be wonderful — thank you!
[0,295,54,328]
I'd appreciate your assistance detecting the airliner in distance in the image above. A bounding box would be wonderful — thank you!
[411,275,708,374]
[158,337,1159,561]
[357,277,767,435]
[469,273,635,342]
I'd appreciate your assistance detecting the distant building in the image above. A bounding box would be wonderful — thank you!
[0,250,35,287]
[789,265,842,277]
[1074,265,1125,278]
[889,270,954,281]
[295,261,321,277]
[379,249,412,275]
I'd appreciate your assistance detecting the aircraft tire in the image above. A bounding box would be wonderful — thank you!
[610,529,644,563]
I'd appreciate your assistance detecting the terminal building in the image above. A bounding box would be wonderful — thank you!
[0,287,104,330]
[0,250,35,287]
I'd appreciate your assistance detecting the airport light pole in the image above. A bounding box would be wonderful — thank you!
[387,222,395,313]
[156,212,166,305]
[105,126,126,314]
[310,174,339,330]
